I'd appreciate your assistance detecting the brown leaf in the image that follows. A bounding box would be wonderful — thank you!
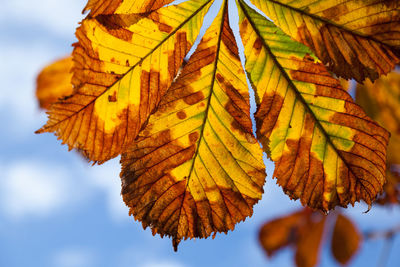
[331,214,361,265]
[295,214,326,267]
[356,71,400,204]
[259,209,326,267]
[259,211,304,256]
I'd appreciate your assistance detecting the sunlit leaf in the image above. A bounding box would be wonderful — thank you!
[36,57,74,110]
[250,0,400,82]
[238,0,389,211]
[37,0,213,163]
[120,2,266,250]
[331,214,361,265]
[83,0,175,17]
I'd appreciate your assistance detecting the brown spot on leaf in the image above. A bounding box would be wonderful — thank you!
[108,91,117,102]
[216,73,252,134]
[183,91,205,105]
[253,38,262,54]
[177,110,187,120]
[149,12,173,33]
[189,131,199,143]
[255,93,285,149]
[322,4,349,20]
[221,11,240,59]
[168,32,189,79]
[99,19,133,41]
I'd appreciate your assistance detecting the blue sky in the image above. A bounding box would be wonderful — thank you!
[1,0,400,266]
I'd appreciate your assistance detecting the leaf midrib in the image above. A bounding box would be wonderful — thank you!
[265,0,397,48]
[238,0,356,177]
[186,0,227,186]
[44,0,213,129]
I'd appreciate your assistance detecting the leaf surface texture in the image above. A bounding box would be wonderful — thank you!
[83,0,175,16]
[238,0,389,211]
[120,2,265,250]
[251,0,400,82]
[38,0,213,163]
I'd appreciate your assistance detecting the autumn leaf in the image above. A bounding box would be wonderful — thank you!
[83,0,175,17]
[356,72,400,165]
[120,1,266,250]
[37,0,214,163]
[295,214,325,267]
[355,71,400,204]
[36,56,74,110]
[259,211,304,256]
[237,0,390,211]
[331,214,361,265]
[259,209,326,267]
[250,0,400,82]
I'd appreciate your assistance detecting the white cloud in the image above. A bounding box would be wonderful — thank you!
[52,248,95,267]
[0,0,85,37]
[0,157,130,223]
[0,161,70,219]
[0,41,69,136]
[84,158,130,222]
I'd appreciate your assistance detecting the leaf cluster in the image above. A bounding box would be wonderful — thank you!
[36,0,400,250]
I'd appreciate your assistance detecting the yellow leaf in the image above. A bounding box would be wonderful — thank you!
[238,0,389,211]
[250,0,400,82]
[120,1,266,250]
[331,214,361,265]
[37,0,214,163]
[83,0,174,16]
[36,56,74,110]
